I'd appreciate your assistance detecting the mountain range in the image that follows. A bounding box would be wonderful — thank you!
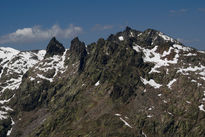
[0,27,205,137]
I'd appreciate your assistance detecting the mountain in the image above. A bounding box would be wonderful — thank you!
[0,27,205,137]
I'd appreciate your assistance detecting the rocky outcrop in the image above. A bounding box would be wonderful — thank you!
[70,37,87,72]
[44,37,65,58]
[70,37,87,58]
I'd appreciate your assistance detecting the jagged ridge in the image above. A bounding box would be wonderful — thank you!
[0,27,205,137]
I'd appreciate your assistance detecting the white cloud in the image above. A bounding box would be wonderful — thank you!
[92,24,114,31]
[169,9,188,14]
[0,24,82,44]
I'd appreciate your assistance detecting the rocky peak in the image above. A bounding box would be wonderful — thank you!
[96,38,105,47]
[125,26,132,32]
[44,37,65,58]
[70,37,87,57]
[107,26,141,44]
[70,37,87,72]
[119,26,141,40]
[143,28,159,37]
[135,28,179,48]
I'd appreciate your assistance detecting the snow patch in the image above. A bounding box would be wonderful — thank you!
[133,44,141,52]
[0,111,7,120]
[0,95,15,104]
[173,44,191,52]
[30,77,35,81]
[130,32,134,37]
[37,74,53,82]
[115,113,121,116]
[158,94,162,97]
[137,33,142,37]
[119,117,132,128]
[141,77,162,89]
[158,32,175,42]
[198,51,205,54]
[133,45,179,73]
[168,112,173,116]
[1,106,13,111]
[142,131,147,137]
[118,36,124,41]
[6,117,15,136]
[167,79,177,89]
[199,104,205,112]
[191,79,197,83]
[115,113,132,128]
[0,76,23,93]
[184,53,197,56]
[177,65,205,80]
[95,81,100,86]
[147,115,153,118]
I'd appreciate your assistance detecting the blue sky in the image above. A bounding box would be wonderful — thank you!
[0,0,205,50]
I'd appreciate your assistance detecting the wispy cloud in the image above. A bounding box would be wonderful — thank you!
[92,24,114,31]
[0,24,82,44]
[177,38,200,44]
[198,8,205,12]
[169,9,188,15]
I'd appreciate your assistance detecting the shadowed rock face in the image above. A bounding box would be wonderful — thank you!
[0,66,2,74]
[70,37,87,72]
[44,37,65,58]
[70,37,87,58]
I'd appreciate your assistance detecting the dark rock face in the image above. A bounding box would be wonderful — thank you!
[70,37,87,72]
[70,37,87,57]
[45,37,65,58]
[0,58,3,63]
[0,66,2,74]
[109,26,141,43]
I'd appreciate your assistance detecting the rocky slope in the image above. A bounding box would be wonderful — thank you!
[0,27,205,137]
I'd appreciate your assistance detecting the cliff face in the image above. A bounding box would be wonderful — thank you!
[0,27,205,137]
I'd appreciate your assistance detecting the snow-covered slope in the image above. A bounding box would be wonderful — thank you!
[0,47,46,124]
[0,49,46,92]
[130,29,205,116]
[0,47,20,77]
[29,49,68,83]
